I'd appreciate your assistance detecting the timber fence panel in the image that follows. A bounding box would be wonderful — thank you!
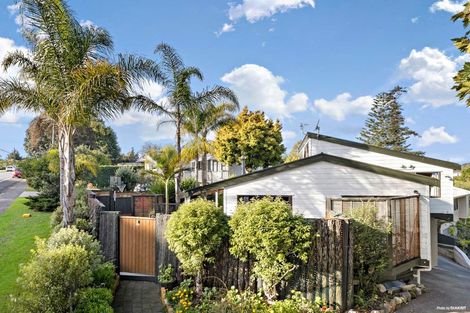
[99,211,120,267]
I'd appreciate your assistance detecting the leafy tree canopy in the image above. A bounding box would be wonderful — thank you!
[165,198,228,295]
[7,148,22,161]
[284,140,302,163]
[24,115,121,163]
[214,107,286,172]
[452,3,470,106]
[229,197,311,301]
[358,86,421,154]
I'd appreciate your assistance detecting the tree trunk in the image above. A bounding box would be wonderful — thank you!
[195,152,199,186]
[195,269,203,297]
[201,151,208,186]
[175,110,181,205]
[165,177,170,214]
[58,125,76,227]
[263,280,278,303]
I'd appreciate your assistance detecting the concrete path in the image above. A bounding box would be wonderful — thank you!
[0,177,27,214]
[397,256,470,313]
[113,280,164,313]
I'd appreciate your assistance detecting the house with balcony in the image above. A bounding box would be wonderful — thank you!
[187,132,464,275]
[182,154,243,185]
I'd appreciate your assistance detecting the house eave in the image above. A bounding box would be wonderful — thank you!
[305,133,461,170]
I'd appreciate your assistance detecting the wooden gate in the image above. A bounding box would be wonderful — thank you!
[120,216,156,275]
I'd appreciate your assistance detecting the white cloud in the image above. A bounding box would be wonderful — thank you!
[215,23,235,37]
[111,80,174,141]
[112,110,175,142]
[399,47,460,107]
[313,93,374,121]
[221,64,310,118]
[430,0,465,14]
[418,126,458,147]
[282,129,297,141]
[0,36,29,80]
[0,109,35,125]
[79,20,95,28]
[228,0,315,23]
[406,117,416,125]
[411,17,419,24]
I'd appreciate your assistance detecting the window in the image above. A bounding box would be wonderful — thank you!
[208,160,212,171]
[237,195,293,207]
[417,172,441,198]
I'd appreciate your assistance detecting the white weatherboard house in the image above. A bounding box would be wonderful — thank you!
[187,133,464,274]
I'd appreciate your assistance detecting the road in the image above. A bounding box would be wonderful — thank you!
[397,256,470,313]
[0,171,27,213]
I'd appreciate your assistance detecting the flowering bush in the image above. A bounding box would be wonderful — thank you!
[166,279,195,313]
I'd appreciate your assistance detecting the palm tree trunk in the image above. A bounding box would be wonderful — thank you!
[165,177,170,214]
[58,125,76,227]
[201,151,208,186]
[175,109,181,205]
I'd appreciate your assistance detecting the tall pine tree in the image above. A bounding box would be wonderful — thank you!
[358,86,421,154]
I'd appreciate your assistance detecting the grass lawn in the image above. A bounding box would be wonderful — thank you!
[0,198,52,311]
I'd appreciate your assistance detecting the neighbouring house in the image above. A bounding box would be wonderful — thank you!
[186,132,463,277]
[182,154,243,185]
[144,152,242,185]
[453,186,470,220]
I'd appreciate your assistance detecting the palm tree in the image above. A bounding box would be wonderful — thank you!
[146,145,179,214]
[182,89,239,186]
[0,0,161,226]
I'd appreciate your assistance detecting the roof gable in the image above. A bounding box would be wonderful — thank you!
[187,153,440,195]
[306,133,461,170]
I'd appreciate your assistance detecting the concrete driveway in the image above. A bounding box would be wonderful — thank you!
[397,256,470,313]
[0,172,27,213]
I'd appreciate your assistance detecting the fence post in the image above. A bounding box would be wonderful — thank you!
[99,211,120,270]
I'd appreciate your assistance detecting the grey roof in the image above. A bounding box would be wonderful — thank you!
[304,133,461,170]
[187,153,440,196]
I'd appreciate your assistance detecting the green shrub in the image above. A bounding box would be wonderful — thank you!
[150,177,175,201]
[50,182,93,231]
[198,288,269,313]
[344,202,391,309]
[115,166,139,191]
[46,227,102,270]
[229,197,312,301]
[158,264,176,283]
[166,199,228,295]
[456,218,470,254]
[13,241,93,313]
[181,177,197,191]
[270,291,324,313]
[92,262,116,289]
[74,288,113,313]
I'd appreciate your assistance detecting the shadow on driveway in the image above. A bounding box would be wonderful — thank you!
[113,280,164,313]
[397,256,470,313]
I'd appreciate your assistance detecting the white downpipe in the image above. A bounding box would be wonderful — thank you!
[414,263,432,285]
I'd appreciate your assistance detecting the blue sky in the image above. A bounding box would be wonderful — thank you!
[1,0,470,163]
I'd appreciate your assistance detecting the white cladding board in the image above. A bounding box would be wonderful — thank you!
[223,161,431,261]
[302,139,455,215]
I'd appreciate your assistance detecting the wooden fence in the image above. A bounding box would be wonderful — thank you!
[99,211,120,268]
[154,214,354,310]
